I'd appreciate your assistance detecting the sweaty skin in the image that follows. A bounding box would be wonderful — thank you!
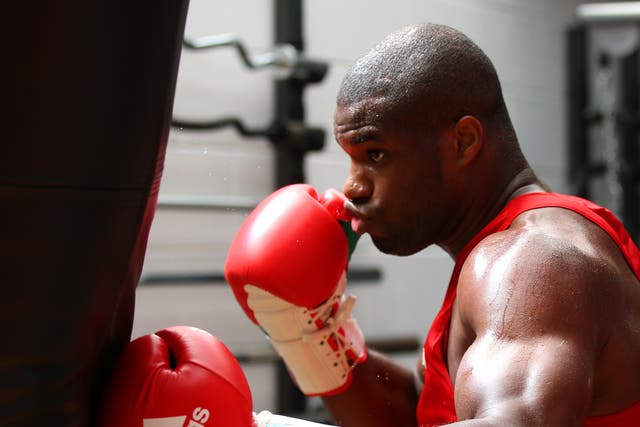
[322,23,640,427]
[450,207,640,425]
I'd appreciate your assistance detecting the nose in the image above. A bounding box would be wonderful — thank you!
[342,169,372,205]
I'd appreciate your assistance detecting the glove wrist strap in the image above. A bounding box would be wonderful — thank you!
[245,273,367,396]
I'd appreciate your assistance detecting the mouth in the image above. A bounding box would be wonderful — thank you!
[343,200,370,234]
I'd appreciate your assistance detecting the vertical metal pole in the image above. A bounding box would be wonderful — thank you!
[273,0,311,416]
[619,50,639,243]
[273,0,306,188]
[567,25,591,198]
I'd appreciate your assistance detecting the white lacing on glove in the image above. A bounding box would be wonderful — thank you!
[254,411,338,427]
[244,271,366,396]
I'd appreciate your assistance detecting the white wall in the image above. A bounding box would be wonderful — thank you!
[133,0,603,413]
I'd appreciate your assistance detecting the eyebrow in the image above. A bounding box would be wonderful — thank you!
[334,122,381,146]
[351,133,379,144]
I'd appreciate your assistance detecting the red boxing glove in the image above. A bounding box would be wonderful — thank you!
[224,184,367,397]
[97,326,255,427]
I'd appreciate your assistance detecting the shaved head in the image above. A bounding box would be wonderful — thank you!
[338,23,510,133]
[334,23,538,258]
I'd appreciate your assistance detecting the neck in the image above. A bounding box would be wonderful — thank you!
[438,167,546,259]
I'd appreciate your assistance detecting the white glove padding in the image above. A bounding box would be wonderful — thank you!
[254,411,338,427]
[245,272,367,396]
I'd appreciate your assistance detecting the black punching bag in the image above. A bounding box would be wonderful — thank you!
[2,1,189,425]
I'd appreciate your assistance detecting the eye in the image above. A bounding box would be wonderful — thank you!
[368,149,384,163]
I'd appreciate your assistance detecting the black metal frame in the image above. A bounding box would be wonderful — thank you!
[567,25,593,198]
[619,50,640,240]
[165,1,397,418]
[171,0,327,189]
[566,23,640,243]
[273,0,321,415]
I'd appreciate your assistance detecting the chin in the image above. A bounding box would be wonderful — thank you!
[372,236,423,257]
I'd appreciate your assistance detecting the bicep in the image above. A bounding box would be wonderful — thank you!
[453,230,607,425]
[454,333,594,426]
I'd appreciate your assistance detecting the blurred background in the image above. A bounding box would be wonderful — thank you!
[132,0,640,420]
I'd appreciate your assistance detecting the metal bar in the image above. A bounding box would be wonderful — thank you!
[577,2,640,22]
[170,116,271,136]
[183,33,298,69]
[138,267,383,286]
[271,1,327,414]
[275,0,303,51]
[156,194,259,211]
[273,0,306,189]
[567,24,591,198]
[619,50,640,243]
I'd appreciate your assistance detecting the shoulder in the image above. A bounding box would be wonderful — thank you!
[456,207,613,340]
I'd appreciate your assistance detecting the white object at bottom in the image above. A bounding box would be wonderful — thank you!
[254,411,338,427]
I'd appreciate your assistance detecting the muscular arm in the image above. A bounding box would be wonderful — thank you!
[446,228,607,426]
[322,350,420,427]
[452,334,594,426]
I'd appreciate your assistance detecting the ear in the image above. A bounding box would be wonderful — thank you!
[453,115,483,167]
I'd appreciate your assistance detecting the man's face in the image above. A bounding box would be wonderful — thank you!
[334,98,458,256]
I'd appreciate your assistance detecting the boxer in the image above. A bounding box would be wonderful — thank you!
[224,23,640,427]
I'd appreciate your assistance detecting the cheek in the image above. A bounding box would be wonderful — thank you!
[373,161,435,218]
[373,175,413,214]
[384,189,427,233]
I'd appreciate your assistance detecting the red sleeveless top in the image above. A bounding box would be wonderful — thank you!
[416,192,640,426]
